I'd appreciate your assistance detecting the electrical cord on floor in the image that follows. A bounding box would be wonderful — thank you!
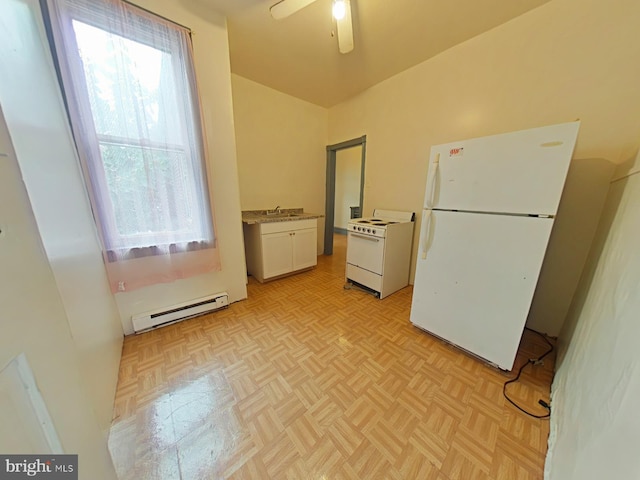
[503,327,554,419]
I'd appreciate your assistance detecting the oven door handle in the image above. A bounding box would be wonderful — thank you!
[349,233,380,242]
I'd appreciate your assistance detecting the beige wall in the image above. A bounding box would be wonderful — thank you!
[0,107,117,477]
[231,74,328,253]
[547,155,640,479]
[330,0,640,166]
[114,1,248,334]
[327,0,640,331]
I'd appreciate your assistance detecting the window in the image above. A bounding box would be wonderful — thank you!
[46,0,220,292]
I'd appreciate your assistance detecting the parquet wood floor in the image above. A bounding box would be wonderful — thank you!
[108,234,555,479]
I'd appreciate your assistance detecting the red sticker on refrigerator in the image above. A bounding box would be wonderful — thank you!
[449,147,464,157]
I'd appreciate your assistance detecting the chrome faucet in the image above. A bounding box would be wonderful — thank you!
[267,205,281,215]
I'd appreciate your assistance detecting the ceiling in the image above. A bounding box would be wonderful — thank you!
[194,0,552,108]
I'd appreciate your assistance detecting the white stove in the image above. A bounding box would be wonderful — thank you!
[348,219,395,237]
[346,209,415,298]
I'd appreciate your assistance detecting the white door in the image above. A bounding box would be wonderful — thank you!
[424,121,580,215]
[262,232,293,278]
[292,228,317,270]
[0,114,63,454]
[410,210,554,370]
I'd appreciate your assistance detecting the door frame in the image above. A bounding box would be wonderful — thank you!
[324,135,366,255]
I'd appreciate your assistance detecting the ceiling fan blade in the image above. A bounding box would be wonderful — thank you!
[336,0,354,53]
[270,0,318,19]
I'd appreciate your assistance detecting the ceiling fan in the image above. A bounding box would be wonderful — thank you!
[269,0,354,54]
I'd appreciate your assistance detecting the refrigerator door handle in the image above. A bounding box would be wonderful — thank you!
[424,153,440,208]
[420,209,434,259]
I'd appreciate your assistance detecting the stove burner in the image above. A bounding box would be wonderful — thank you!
[353,218,402,228]
[352,217,407,229]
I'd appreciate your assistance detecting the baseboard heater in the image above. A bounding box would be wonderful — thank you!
[132,292,229,334]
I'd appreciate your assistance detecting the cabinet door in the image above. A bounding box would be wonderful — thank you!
[292,228,317,270]
[262,231,293,279]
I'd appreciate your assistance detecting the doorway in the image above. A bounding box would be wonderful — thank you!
[324,135,366,255]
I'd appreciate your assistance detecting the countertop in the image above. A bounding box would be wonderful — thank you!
[242,208,324,225]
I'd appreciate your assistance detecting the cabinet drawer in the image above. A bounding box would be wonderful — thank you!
[346,263,382,292]
[260,218,317,234]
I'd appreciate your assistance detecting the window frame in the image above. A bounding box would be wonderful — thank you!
[45,0,215,258]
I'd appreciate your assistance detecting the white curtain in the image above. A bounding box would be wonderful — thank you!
[45,0,220,293]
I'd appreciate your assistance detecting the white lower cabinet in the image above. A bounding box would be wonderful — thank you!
[291,227,317,271]
[244,219,318,283]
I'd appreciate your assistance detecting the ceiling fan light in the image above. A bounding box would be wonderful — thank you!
[332,0,346,20]
[336,0,353,53]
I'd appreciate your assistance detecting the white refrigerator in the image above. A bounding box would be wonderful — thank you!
[410,121,580,370]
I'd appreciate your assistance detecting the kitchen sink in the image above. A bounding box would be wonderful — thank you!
[265,212,304,218]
